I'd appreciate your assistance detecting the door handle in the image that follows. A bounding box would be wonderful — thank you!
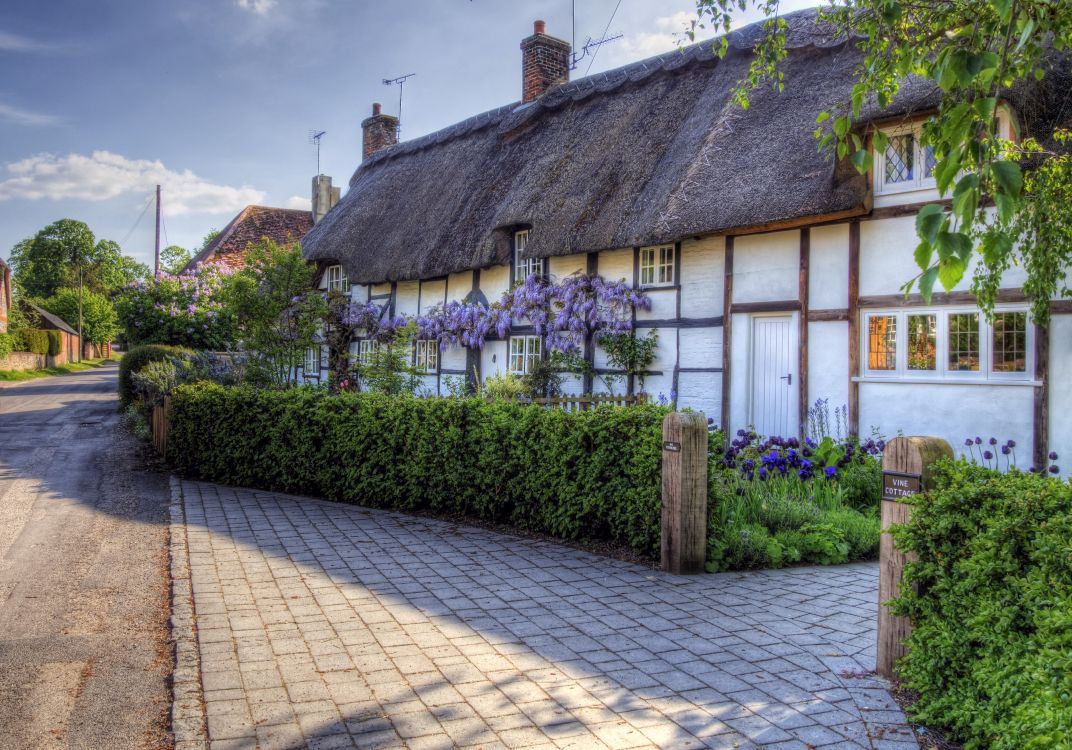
[780,373,792,385]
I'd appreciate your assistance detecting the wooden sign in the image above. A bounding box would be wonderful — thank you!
[663,441,681,452]
[661,413,707,575]
[882,470,921,501]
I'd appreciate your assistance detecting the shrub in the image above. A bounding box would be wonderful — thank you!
[46,330,62,356]
[22,329,49,356]
[118,344,195,406]
[0,332,17,358]
[168,383,671,557]
[891,459,1072,749]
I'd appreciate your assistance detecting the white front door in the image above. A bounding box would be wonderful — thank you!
[750,315,798,438]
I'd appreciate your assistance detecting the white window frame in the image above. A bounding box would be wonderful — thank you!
[513,230,544,284]
[860,306,1033,383]
[304,346,320,374]
[639,245,675,287]
[413,339,438,373]
[874,122,937,196]
[508,335,542,375]
[357,339,378,365]
[325,265,349,292]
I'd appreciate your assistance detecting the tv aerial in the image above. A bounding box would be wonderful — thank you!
[382,73,416,138]
[309,130,326,175]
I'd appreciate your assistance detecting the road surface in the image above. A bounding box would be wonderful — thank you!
[0,365,172,749]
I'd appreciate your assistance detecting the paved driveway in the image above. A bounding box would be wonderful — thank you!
[172,479,915,750]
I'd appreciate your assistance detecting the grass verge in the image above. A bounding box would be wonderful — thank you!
[0,356,119,382]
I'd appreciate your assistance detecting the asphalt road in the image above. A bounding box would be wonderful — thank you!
[0,364,172,749]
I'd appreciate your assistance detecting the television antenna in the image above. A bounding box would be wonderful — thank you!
[309,130,326,175]
[382,73,416,138]
[571,0,624,72]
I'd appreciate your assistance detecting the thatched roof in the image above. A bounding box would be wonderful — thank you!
[303,9,1071,284]
[184,206,313,273]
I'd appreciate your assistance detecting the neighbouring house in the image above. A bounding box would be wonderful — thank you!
[300,11,1072,472]
[0,257,10,334]
[181,200,324,273]
[23,301,81,366]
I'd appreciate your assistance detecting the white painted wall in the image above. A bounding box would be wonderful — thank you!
[636,287,677,321]
[729,312,752,433]
[677,371,721,420]
[549,254,585,280]
[447,271,473,303]
[806,321,849,432]
[733,230,799,303]
[680,236,725,318]
[809,224,848,310]
[480,265,511,301]
[419,279,446,314]
[599,248,633,284]
[395,280,420,316]
[1049,314,1072,475]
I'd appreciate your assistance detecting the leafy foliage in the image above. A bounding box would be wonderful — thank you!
[42,287,120,345]
[161,245,193,275]
[693,0,1072,321]
[601,329,660,393]
[168,383,671,557]
[0,333,17,358]
[118,344,196,406]
[891,459,1072,749]
[115,263,236,349]
[21,329,49,356]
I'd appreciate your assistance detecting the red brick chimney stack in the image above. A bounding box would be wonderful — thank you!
[521,20,571,103]
[362,102,398,161]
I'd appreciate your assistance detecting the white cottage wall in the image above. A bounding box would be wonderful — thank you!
[680,237,725,318]
[809,224,849,310]
[733,230,799,303]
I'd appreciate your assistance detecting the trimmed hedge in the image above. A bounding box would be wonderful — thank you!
[892,459,1072,749]
[169,383,672,557]
[118,344,195,406]
[22,329,49,356]
[47,330,62,357]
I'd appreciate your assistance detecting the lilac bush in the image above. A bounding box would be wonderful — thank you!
[115,263,237,349]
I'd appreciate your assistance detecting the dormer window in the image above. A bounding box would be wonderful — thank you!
[514,230,543,283]
[875,123,937,196]
[325,265,349,292]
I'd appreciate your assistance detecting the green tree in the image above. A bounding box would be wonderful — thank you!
[225,239,324,387]
[693,0,1072,322]
[161,245,192,275]
[43,288,120,346]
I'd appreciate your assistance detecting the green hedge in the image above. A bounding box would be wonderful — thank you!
[47,330,62,357]
[169,383,673,557]
[22,329,49,356]
[118,344,195,406]
[892,460,1072,749]
[0,332,17,358]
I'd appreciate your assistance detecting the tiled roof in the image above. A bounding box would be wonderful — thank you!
[183,206,313,272]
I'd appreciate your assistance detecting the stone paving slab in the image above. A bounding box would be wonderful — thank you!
[172,479,916,750]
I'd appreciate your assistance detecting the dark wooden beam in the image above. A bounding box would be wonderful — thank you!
[1034,324,1050,471]
[721,237,734,431]
[799,228,810,438]
[634,316,724,329]
[859,289,1029,308]
[730,300,802,314]
[808,308,850,322]
[848,221,860,437]
[584,252,598,394]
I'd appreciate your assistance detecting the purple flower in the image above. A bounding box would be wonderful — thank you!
[824,466,837,479]
[964,438,973,447]
[1001,446,1010,455]
[975,437,982,445]
[1049,451,1059,461]
[983,450,993,460]
[1006,440,1016,448]
[989,437,997,445]
[1049,465,1060,474]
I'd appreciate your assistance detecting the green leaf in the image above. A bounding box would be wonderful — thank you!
[991,160,1023,197]
[873,130,888,153]
[918,265,939,302]
[916,204,947,245]
[937,257,966,291]
[990,0,1013,20]
[914,241,933,271]
[981,233,1013,266]
[815,111,830,124]
[833,116,850,139]
[994,191,1016,224]
[952,174,980,222]
[934,154,962,195]
[851,148,872,174]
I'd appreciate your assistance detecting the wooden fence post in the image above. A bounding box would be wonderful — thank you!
[661,412,708,574]
[877,435,952,679]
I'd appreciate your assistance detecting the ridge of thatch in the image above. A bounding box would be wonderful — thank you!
[302,8,1071,284]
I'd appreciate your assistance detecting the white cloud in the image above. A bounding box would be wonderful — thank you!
[0,151,266,216]
[0,30,59,53]
[236,0,277,15]
[0,102,62,126]
[285,194,311,210]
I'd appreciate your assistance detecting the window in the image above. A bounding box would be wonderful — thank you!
[866,314,897,371]
[640,245,675,286]
[992,312,1027,374]
[325,265,349,292]
[413,340,438,373]
[357,339,378,365]
[508,335,542,374]
[514,230,544,283]
[875,123,937,195]
[906,314,937,371]
[304,347,320,374]
[861,308,1032,382]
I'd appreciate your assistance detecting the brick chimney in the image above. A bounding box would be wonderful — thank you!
[311,175,340,224]
[521,20,571,103]
[361,102,398,160]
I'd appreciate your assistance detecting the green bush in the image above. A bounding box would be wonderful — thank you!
[169,383,671,557]
[118,344,195,406]
[0,332,17,358]
[46,330,62,357]
[22,329,49,356]
[891,459,1072,749]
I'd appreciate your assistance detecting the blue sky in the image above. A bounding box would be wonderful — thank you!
[0,0,813,270]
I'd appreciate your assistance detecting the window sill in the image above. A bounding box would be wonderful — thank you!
[854,375,1040,387]
[639,283,680,291]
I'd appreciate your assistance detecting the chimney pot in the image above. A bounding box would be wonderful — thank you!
[372,102,381,116]
[361,102,398,161]
[521,21,571,103]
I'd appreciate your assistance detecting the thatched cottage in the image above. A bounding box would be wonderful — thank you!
[301,10,1072,471]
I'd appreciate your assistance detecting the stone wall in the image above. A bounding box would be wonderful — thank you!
[0,351,45,371]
